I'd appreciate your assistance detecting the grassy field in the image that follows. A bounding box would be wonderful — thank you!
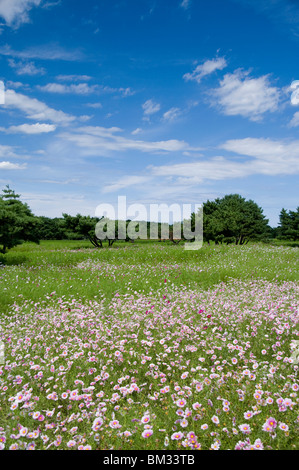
[0,240,298,450]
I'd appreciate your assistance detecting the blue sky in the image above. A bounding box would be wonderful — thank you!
[0,0,298,226]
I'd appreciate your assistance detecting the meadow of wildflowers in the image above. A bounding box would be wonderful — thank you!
[0,241,298,450]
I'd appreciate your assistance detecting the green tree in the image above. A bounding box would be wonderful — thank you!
[35,216,66,240]
[194,194,270,245]
[278,207,299,240]
[61,213,119,247]
[0,186,40,253]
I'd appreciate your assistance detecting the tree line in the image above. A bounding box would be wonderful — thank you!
[0,186,298,253]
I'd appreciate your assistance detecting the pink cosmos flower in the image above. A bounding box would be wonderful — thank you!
[262,423,272,432]
[26,442,36,450]
[176,398,186,408]
[253,439,264,450]
[141,415,150,424]
[109,420,121,429]
[171,431,184,440]
[92,417,103,431]
[211,415,220,424]
[265,417,277,429]
[9,444,18,450]
[67,440,76,448]
[239,424,251,434]
[19,427,28,437]
[142,429,153,438]
[283,398,293,407]
[279,423,289,432]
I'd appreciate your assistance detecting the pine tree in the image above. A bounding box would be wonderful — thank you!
[0,186,39,253]
[279,207,299,240]
[199,194,270,244]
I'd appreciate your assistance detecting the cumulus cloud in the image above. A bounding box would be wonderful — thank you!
[37,82,98,95]
[4,89,75,125]
[8,58,45,76]
[0,161,26,170]
[0,0,42,27]
[210,69,281,121]
[0,123,56,134]
[183,57,227,84]
[142,99,161,116]
[163,107,181,122]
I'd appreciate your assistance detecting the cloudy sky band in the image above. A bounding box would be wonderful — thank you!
[0,0,298,225]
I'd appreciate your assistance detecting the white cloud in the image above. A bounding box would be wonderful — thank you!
[42,1,61,9]
[4,88,75,125]
[86,102,102,109]
[56,74,92,82]
[8,58,45,75]
[0,43,84,61]
[211,69,281,121]
[38,178,78,185]
[149,158,249,182]
[37,82,98,95]
[148,137,299,183]
[102,175,151,193]
[290,80,299,105]
[290,111,299,127]
[0,0,41,27]
[220,137,299,160]
[1,123,56,134]
[142,99,161,116]
[78,115,92,122]
[180,0,191,9]
[5,80,25,89]
[163,107,181,121]
[183,57,227,84]
[0,144,20,159]
[119,87,135,97]
[59,126,199,157]
[38,82,134,97]
[131,127,142,135]
[0,161,26,170]
[220,137,299,174]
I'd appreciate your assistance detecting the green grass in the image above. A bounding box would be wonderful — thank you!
[0,240,298,315]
